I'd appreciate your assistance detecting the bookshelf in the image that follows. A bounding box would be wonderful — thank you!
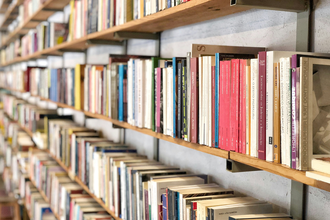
[0,0,22,29]
[4,91,330,194]
[9,116,123,220]
[0,0,249,66]
[2,0,72,46]
[0,0,11,13]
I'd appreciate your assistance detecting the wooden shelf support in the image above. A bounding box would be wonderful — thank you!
[230,0,308,12]
[86,39,124,46]
[114,31,160,40]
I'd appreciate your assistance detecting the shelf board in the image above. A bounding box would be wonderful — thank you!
[38,97,229,160]
[29,179,60,220]
[2,0,71,46]
[4,113,120,220]
[229,152,330,191]
[0,0,22,29]
[0,0,11,12]
[0,0,249,66]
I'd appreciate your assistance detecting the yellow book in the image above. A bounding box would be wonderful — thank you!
[140,0,144,19]
[75,64,86,110]
[69,0,75,41]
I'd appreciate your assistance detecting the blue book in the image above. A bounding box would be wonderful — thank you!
[162,193,167,220]
[177,192,180,220]
[107,0,111,28]
[172,57,177,138]
[118,64,128,121]
[215,53,220,148]
[167,0,171,8]
[40,207,52,220]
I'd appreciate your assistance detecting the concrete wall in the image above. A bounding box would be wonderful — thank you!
[42,0,330,218]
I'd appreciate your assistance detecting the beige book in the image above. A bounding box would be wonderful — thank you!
[197,197,257,220]
[229,212,291,219]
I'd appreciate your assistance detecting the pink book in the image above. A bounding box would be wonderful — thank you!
[70,201,74,220]
[156,68,162,133]
[258,51,267,160]
[219,61,225,149]
[225,61,231,151]
[190,57,198,143]
[230,59,240,152]
[241,60,247,154]
[211,66,215,147]
[89,68,92,112]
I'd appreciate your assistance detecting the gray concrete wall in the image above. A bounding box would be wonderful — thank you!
[43,0,330,218]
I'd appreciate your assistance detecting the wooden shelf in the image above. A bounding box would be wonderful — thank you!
[0,0,22,30]
[2,0,71,46]
[0,0,248,66]
[3,113,120,219]
[29,179,60,220]
[38,97,229,160]
[0,0,11,13]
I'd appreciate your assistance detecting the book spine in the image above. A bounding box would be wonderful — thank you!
[291,55,297,169]
[295,67,300,170]
[162,194,167,220]
[119,65,124,121]
[177,62,182,139]
[190,57,198,143]
[215,54,219,148]
[258,51,267,160]
[172,58,177,138]
[156,68,162,133]
[246,62,251,155]
[241,60,247,154]
[211,65,215,147]
[273,62,281,163]
[250,59,259,157]
[132,60,136,124]
[183,62,188,140]
[219,61,225,149]
[230,59,239,152]
[225,61,230,151]
[266,52,274,161]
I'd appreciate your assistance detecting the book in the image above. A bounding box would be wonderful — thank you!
[258,51,267,160]
[273,63,281,164]
[229,213,292,220]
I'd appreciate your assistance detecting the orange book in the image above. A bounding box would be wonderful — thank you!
[273,62,281,163]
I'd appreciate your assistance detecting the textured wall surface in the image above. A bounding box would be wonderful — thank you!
[41,0,330,218]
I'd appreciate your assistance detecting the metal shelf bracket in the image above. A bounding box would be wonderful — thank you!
[230,0,308,13]
[114,31,160,40]
[226,159,260,172]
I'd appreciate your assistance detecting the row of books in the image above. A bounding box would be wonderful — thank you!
[0,98,293,220]
[1,0,189,59]
[0,109,115,220]
[7,44,329,171]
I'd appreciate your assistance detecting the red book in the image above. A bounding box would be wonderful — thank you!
[258,51,267,160]
[241,60,247,154]
[158,204,163,220]
[219,61,225,149]
[190,57,199,143]
[225,61,231,151]
[230,59,240,152]
[211,66,215,147]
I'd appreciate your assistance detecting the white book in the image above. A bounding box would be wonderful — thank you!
[167,67,173,136]
[280,57,291,167]
[98,0,103,31]
[84,66,88,111]
[135,60,139,126]
[163,67,168,134]
[144,60,152,129]
[120,162,127,219]
[138,60,145,128]
[250,59,259,157]
[208,56,212,146]
[127,59,133,125]
[199,57,203,145]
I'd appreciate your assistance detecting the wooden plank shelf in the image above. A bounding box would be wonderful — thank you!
[9,91,330,194]
[0,0,12,13]
[3,114,121,220]
[2,0,71,47]
[0,0,249,66]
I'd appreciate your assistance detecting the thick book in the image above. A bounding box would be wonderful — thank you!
[228,213,292,220]
[258,51,267,160]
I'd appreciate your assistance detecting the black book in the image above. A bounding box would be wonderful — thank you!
[182,60,187,140]
[177,62,182,139]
